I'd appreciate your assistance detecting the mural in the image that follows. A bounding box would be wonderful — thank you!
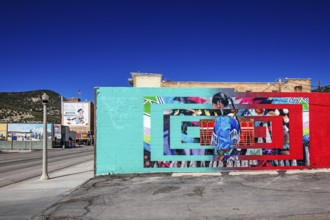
[0,123,7,141]
[143,92,309,170]
[95,87,330,175]
[7,123,52,141]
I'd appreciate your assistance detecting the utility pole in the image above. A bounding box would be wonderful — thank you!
[30,129,32,151]
[278,79,282,92]
[11,133,13,150]
[318,80,321,91]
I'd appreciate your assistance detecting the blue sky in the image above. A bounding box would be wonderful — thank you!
[1,0,330,101]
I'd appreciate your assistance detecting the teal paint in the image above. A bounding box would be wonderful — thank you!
[96,87,223,174]
[170,115,214,149]
[187,127,201,138]
[96,88,144,174]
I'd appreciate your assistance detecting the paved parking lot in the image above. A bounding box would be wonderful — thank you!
[33,171,330,220]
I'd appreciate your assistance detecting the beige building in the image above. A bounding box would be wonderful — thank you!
[128,72,311,92]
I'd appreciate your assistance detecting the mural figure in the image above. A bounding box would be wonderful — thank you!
[67,108,85,125]
[211,92,241,167]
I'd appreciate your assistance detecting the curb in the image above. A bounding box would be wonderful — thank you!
[286,168,330,174]
[0,149,34,153]
[229,170,278,175]
[172,173,221,177]
[171,168,330,177]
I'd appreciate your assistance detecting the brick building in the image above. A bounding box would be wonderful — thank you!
[128,72,311,92]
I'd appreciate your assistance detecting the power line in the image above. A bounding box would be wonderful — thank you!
[282,84,294,92]
[262,83,277,92]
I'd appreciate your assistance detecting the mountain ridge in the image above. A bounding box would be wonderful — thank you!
[0,90,62,124]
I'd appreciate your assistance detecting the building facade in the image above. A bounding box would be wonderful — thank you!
[129,73,311,92]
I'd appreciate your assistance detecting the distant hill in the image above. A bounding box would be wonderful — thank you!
[0,90,62,124]
[312,85,330,92]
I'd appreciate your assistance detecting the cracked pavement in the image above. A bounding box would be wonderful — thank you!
[32,172,330,220]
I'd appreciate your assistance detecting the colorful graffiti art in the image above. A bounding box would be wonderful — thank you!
[143,92,309,170]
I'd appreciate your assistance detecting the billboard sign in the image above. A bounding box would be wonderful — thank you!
[7,123,52,141]
[63,102,89,127]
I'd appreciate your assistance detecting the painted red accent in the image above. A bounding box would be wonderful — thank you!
[235,92,330,169]
[187,97,207,103]
[254,127,266,138]
[309,92,330,168]
[199,119,215,146]
[237,116,283,149]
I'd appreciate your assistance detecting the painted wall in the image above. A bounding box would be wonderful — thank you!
[95,87,330,175]
[0,123,54,150]
[7,123,53,141]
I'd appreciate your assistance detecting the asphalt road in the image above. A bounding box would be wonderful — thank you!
[0,146,94,188]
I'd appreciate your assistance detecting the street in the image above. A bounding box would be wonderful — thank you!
[0,146,94,220]
[0,146,94,188]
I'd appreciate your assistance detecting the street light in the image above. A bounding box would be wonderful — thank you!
[29,129,32,152]
[40,93,49,180]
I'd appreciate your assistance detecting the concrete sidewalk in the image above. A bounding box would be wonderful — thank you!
[32,170,330,220]
[0,161,93,220]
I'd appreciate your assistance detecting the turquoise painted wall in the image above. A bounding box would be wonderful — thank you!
[96,87,227,174]
[96,87,312,175]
